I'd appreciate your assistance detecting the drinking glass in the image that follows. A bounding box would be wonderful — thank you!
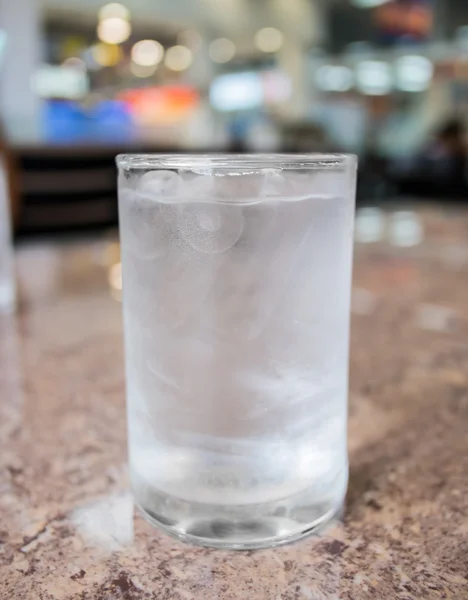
[0,156,16,313]
[117,154,357,549]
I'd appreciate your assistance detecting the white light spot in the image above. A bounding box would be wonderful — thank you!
[389,211,423,247]
[97,17,131,45]
[355,208,385,243]
[164,45,193,71]
[209,38,236,64]
[316,65,354,92]
[356,61,392,95]
[131,40,164,67]
[98,3,130,20]
[255,28,284,53]
[395,55,433,93]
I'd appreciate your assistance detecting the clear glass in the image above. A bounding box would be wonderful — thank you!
[0,157,16,313]
[117,154,357,549]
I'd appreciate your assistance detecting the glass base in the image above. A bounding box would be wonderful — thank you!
[134,469,347,550]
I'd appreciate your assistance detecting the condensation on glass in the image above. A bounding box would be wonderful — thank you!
[117,154,357,549]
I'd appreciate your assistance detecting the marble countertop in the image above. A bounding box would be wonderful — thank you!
[1,207,467,599]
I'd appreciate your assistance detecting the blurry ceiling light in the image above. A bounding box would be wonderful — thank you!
[97,17,131,45]
[356,60,392,95]
[351,0,390,7]
[164,45,193,71]
[131,40,164,67]
[178,29,202,51]
[255,28,284,53]
[130,63,158,78]
[209,38,236,64]
[98,3,130,21]
[395,55,433,92]
[316,65,354,92]
[62,57,87,72]
[91,42,123,67]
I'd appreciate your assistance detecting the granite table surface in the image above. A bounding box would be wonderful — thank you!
[0,206,467,600]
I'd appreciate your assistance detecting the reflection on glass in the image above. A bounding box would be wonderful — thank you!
[71,492,134,551]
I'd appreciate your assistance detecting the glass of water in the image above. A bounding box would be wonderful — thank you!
[117,154,357,549]
[0,156,16,313]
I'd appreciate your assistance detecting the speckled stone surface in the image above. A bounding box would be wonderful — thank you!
[0,207,467,599]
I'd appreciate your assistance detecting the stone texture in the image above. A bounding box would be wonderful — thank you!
[0,207,467,599]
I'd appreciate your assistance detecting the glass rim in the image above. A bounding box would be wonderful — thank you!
[116,153,357,172]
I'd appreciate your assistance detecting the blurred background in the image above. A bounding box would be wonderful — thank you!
[1,0,467,234]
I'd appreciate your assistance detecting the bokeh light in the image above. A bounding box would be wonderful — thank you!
[98,3,130,21]
[254,28,284,53]
[62,57,88,72]
[108,262,122,291]
[164,46,193,71]
[97,17,131,45]
[177,30,202,51]
[395,55,433,92]
[316,65,354,92]
[130,63,158,78]
[356,60,392,95]
[131,40,164,67]
[91,43,123,67]
[209,38,236,64]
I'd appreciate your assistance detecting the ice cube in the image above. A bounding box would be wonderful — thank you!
[259,168,294,198]
[120,199,169,260]
[177,203,244,254]
[138,170,182,201]
[178,171,215,200]
[212,171,266,202]
[177,168,310,203]
[118,171,134,191]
